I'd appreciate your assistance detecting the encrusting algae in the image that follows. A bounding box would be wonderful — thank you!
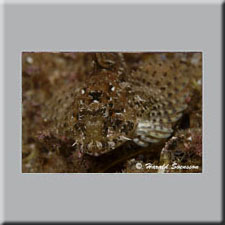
[22,52,202,173]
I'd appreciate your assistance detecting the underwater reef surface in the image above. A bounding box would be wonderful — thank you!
[22,52,202,173]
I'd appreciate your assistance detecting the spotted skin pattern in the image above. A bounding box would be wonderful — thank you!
[41,53,195,156]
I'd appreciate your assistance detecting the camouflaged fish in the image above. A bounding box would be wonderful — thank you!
[41,53,191,156]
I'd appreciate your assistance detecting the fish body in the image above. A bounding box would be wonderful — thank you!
[41,53,191,156]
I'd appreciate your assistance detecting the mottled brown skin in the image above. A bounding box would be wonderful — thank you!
[41,70,138,156]
[40,53,200,156]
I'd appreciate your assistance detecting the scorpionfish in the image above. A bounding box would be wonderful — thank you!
[41,52,194,156]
